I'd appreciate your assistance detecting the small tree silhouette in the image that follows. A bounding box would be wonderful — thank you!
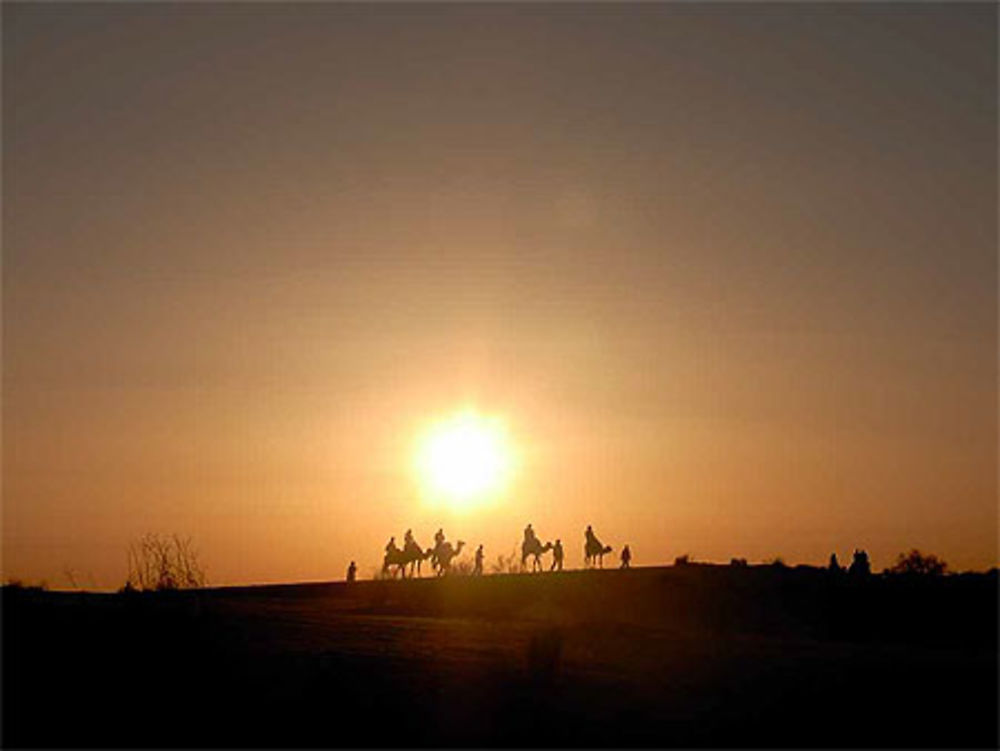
[888,549,948,576]
[126,533,205,591]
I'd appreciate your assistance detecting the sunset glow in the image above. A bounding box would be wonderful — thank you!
[3,3,996,589]
[415,411,513,511]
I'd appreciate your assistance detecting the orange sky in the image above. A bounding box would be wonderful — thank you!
[3,3,997,588]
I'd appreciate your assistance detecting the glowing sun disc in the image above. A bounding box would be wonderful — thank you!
[415,411,513,507]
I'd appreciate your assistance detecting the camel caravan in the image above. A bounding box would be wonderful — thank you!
[379,523,627,579]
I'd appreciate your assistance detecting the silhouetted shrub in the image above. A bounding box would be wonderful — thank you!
[888,549,948,576]
[766,556,786,569]
[3,579,47,592]
[848,549,871,576]
[730,558,748,567]
[126,533,205,591]
[674,554,691,566]
[490,546,524,574]
[450,560,475,576]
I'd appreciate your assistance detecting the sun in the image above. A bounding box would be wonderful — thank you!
[415,410,514,510]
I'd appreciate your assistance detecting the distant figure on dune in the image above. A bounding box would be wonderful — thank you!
[849,549,871,577]
[551,539,564,571]
[474,544,484,576]
[346,561,357,582]
[620,544,631,569]
[584,525,613,568]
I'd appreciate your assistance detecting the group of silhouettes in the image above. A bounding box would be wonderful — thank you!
[350,523,633,581]
[344,536,875,583]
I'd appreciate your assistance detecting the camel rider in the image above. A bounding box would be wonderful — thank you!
[524,523,536,545]
[404,529,414,549]
[432,528,445,567]
[385,536,398,555]
[551,539,564,571]
[585,525,596,546]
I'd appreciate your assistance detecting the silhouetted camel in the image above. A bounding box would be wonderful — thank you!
[381,539,434,579]
[433,540,465,575]
[584,536,613,568]
[521,537,554,572]
[382,544,409,579]
[403,537,434,578]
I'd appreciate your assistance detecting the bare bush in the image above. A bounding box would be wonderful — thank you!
[674,554,692,566]
[450,559,475,576]
[126,533,206,591]
[490,546,524,574]
[888,549,948,576]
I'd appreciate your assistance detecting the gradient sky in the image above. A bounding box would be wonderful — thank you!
[4,2,997,588]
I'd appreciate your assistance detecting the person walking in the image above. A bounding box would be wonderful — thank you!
[346,561,357,582]
[551,539,564,571]
[473,544,484,576]
[620,544,632,569]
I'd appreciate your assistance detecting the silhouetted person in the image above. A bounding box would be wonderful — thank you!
[434,528,445,547]
[404,529,414,547]
[385,536,397,554]
[551,539,564,571]
[346,561,357,582]
[849,549,870,576]
[524,523,536,545]
[474,544,484,576]
[620,544,631,569]
[585,525,596,546]
[829,553,842,572]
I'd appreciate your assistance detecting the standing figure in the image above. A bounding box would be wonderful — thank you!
[346,561,357,582]
[551,539,564,572]
[620,544,631,569]
[474,544,484,576]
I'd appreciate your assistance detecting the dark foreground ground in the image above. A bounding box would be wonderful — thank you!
[3,564,997,748]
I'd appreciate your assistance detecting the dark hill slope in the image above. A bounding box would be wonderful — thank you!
[3,565,996,747]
